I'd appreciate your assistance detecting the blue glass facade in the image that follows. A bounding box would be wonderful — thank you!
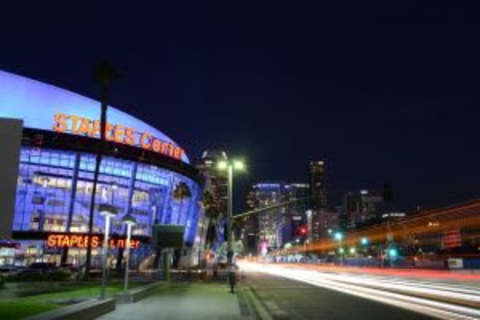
[14,146,201,244]
[0,70,203,267]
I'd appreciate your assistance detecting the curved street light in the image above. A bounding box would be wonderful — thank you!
[122,214,137,293]
[99,204,118,299]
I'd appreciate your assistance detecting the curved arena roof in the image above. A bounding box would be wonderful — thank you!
[0,70,189,163]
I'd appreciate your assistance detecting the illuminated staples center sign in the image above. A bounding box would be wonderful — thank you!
[46,233,140,249]
[0,70,190,163]
[52,113,185,161]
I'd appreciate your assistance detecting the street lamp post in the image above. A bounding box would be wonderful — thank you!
[122,214,137,293]
[217,159,245,266]
[334,231,344,265]
[99,204,118,300]
[360,237,369,267]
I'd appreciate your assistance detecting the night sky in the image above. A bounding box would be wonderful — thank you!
[2,1,479,212]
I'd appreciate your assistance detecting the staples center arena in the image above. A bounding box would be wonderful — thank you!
[0,70,203,267]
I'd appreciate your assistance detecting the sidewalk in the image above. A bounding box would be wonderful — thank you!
[97,282,250,320]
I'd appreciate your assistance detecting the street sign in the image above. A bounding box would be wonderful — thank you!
[447,258,463,269]
[152,225,185,248]
[442,230,461,248]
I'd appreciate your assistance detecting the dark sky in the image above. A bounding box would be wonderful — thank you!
[2,1,479,212]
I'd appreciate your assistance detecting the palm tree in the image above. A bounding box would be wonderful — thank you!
[201,191,220,249]
[172,182,192,224]
[171,182,191,268]
[84,60,121,278]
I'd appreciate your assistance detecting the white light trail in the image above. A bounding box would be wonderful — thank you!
[239,262,480,320]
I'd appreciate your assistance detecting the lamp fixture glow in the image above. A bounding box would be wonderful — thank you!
[122,214,137,226]
[360,237,368,245]
[389,248,398,258]
[233,160,245,170]
[99,204,118,217]
[217,160,228,170]
[334,232,343,241]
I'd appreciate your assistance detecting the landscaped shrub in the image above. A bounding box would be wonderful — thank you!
[45,270,71,281]
[16,285,73,297]
[10,269,71,282]
[0,276,5,289]
[12,272,45,282]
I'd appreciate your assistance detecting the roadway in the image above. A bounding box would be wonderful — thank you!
[240,262,480,320]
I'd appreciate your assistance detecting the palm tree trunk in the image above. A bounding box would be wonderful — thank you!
[84,84,108,279]
[178,199,184,224]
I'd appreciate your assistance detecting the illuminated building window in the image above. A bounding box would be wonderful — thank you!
[12,146,200,245]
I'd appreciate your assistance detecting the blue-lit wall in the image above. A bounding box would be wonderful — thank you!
[14,146,201,244]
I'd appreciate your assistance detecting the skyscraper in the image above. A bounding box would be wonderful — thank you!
[247,183,288,250]
[309,160,327,209]
[197,150,229,217]
[308,160,328,239]
[245,182,311,253]
[195,150,229,259]
[343,188,386,229]
[285,183,310,241]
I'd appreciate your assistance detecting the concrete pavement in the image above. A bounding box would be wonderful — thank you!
[97,282,251,320]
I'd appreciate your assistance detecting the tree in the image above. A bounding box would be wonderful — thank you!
[170,182,191,268]
[84,60,121,278]
[201,191,220,249]
[172,182,192,224]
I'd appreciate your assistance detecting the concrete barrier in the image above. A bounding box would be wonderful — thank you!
[24,298,115,320]
[114,282,166,303]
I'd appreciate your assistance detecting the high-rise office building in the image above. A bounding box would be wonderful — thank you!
[309,160,327,209]
[285,183,310,241]
[344,188,385,229]
[247,183,288,250]
[195,150,229,257]
[308,160,328,239]
[197,150,229,217]
[245,182,311,252]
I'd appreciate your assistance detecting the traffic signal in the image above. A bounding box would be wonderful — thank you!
[389,248,398,258]
[300,227,307,235]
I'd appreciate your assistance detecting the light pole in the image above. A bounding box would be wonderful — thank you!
[360,237,368,246]
[99,204,118,299]
[388,247,398,267]
[360,237,369,266]
[217,159,245,266]
[122,214,136,293]
[334,231,344,265]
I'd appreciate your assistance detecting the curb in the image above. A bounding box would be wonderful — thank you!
[114,281,167,304]
[23,298,115,320]
[242,281,289,320]
[240,286,273,320]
